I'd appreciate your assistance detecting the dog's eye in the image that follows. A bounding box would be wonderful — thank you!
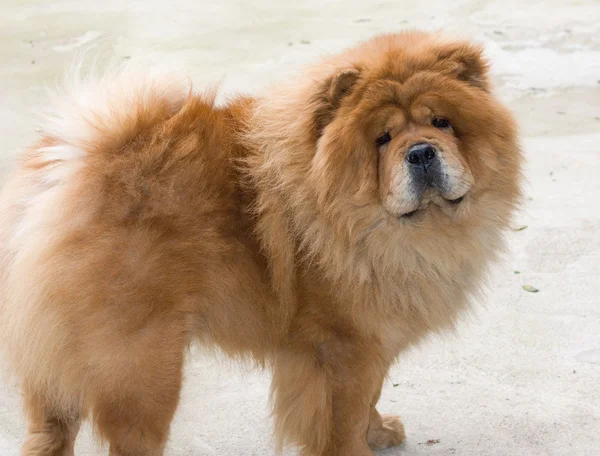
[376,131,391,147]
[432,117,451,129]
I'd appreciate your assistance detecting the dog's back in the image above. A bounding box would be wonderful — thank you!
[0,65,275,454]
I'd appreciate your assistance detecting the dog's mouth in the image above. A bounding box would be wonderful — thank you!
[446,195,464,205]
[400,208,420,219]
[398,194,466,219]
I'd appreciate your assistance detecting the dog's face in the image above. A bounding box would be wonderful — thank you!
[311,32,521,235]
[369,79,475,220]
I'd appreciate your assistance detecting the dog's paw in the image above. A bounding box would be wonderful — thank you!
[367,414,406,450]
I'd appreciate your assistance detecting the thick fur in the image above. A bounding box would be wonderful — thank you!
[0,31,522,456]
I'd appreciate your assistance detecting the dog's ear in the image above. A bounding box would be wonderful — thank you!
[312,69,360,137]
[438,42,490,91]
[328,69,360,107]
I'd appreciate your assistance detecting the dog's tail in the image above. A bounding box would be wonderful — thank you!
[44,58,194,154]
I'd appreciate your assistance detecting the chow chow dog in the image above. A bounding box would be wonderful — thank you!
[0,31,522,456]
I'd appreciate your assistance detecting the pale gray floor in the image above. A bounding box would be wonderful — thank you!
[0,1,599,455]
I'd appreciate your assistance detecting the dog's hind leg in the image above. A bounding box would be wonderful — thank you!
[89,319,187,456]
[21,386,80,456]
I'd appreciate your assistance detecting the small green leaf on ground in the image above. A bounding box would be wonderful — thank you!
[392,383,399,387]
[523,284,539,293]
[512,225,528,231]
[514,271,520,274]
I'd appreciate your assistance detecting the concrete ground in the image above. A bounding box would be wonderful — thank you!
[0,0,599,455]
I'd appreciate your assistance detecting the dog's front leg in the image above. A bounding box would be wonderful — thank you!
[270,335,388,456]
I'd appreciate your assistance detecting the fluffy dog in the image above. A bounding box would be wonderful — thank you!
[0,31,522,456]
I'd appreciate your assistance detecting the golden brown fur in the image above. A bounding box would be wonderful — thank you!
[0,31,522,456]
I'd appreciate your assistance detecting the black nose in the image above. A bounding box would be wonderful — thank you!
[406,143,437,166]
